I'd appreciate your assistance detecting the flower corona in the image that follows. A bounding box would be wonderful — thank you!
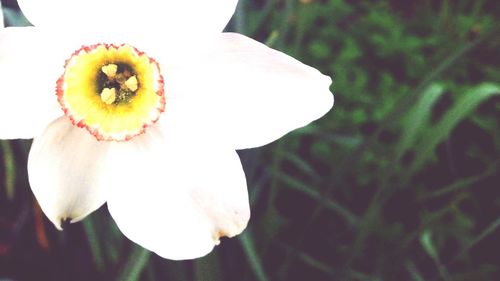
[57,44,165,141]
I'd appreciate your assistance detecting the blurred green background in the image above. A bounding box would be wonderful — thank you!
[1,0,500,280]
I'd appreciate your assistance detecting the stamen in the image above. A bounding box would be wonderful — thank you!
[124,76,138,91]
[101,64,118,78]
[100,88,117,105]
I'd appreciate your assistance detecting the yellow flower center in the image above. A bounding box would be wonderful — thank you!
[57,44,165,141]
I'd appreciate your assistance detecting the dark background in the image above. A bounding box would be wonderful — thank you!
[1,0,500,280]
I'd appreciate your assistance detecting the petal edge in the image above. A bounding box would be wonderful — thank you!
[28,117,109,229]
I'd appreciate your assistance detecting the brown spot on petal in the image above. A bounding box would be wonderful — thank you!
[218,230,229,238]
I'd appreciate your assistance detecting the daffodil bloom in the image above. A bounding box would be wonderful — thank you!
[0,0,333,259]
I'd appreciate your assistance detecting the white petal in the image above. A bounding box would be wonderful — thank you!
[0,27,72,139]
[28,117,110,229]
[105,123,249,260]
[18,0,237,36]
[167,33,334,149]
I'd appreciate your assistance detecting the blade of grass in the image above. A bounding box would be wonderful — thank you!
[280,151,320,178]
[411,83,500,171]
[292,1,310,57]
[194,252,222,281]
[33,200,49,250]
[434,215,500,281]
[2,6,30,26]
[419,159,499,200]
[0,0,4,28]
[420,230,451,281]
[104,221,124,264]
[277,173,359,226]
[115,246,151,281]
[277,242,337,277]
[233,0,246,34]
[83,216,105,271]
[264,30,280,48]
[239,231,270,281]
[405,260,426,281]
[469,216,500,252]
[1,140,16,200]
[276,0,295,50]
[159,261,189,281]
[396,83,445,159]
[249,0,278,36]
[420,230,439,261]
[257,141,285,252]
[145,263,157,281]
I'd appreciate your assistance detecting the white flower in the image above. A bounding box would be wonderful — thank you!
[0,0,333,260]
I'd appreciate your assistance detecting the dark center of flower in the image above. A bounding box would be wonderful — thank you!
[97,63,139,105]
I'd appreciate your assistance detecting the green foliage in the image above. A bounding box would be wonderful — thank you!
[411,83,500,171]
[396,83,446,160]
[116,246,151,281]
[1,0,500,281]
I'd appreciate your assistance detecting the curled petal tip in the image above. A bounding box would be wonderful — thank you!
[59,217,72,230]
[211,211,250,247]
[49,211,90,231]
[51,216,68,231]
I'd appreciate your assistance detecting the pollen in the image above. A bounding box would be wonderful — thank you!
[57,44,165,141]
[100,88,116,105]
[101,64,118,78]
[125,76,138,91]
